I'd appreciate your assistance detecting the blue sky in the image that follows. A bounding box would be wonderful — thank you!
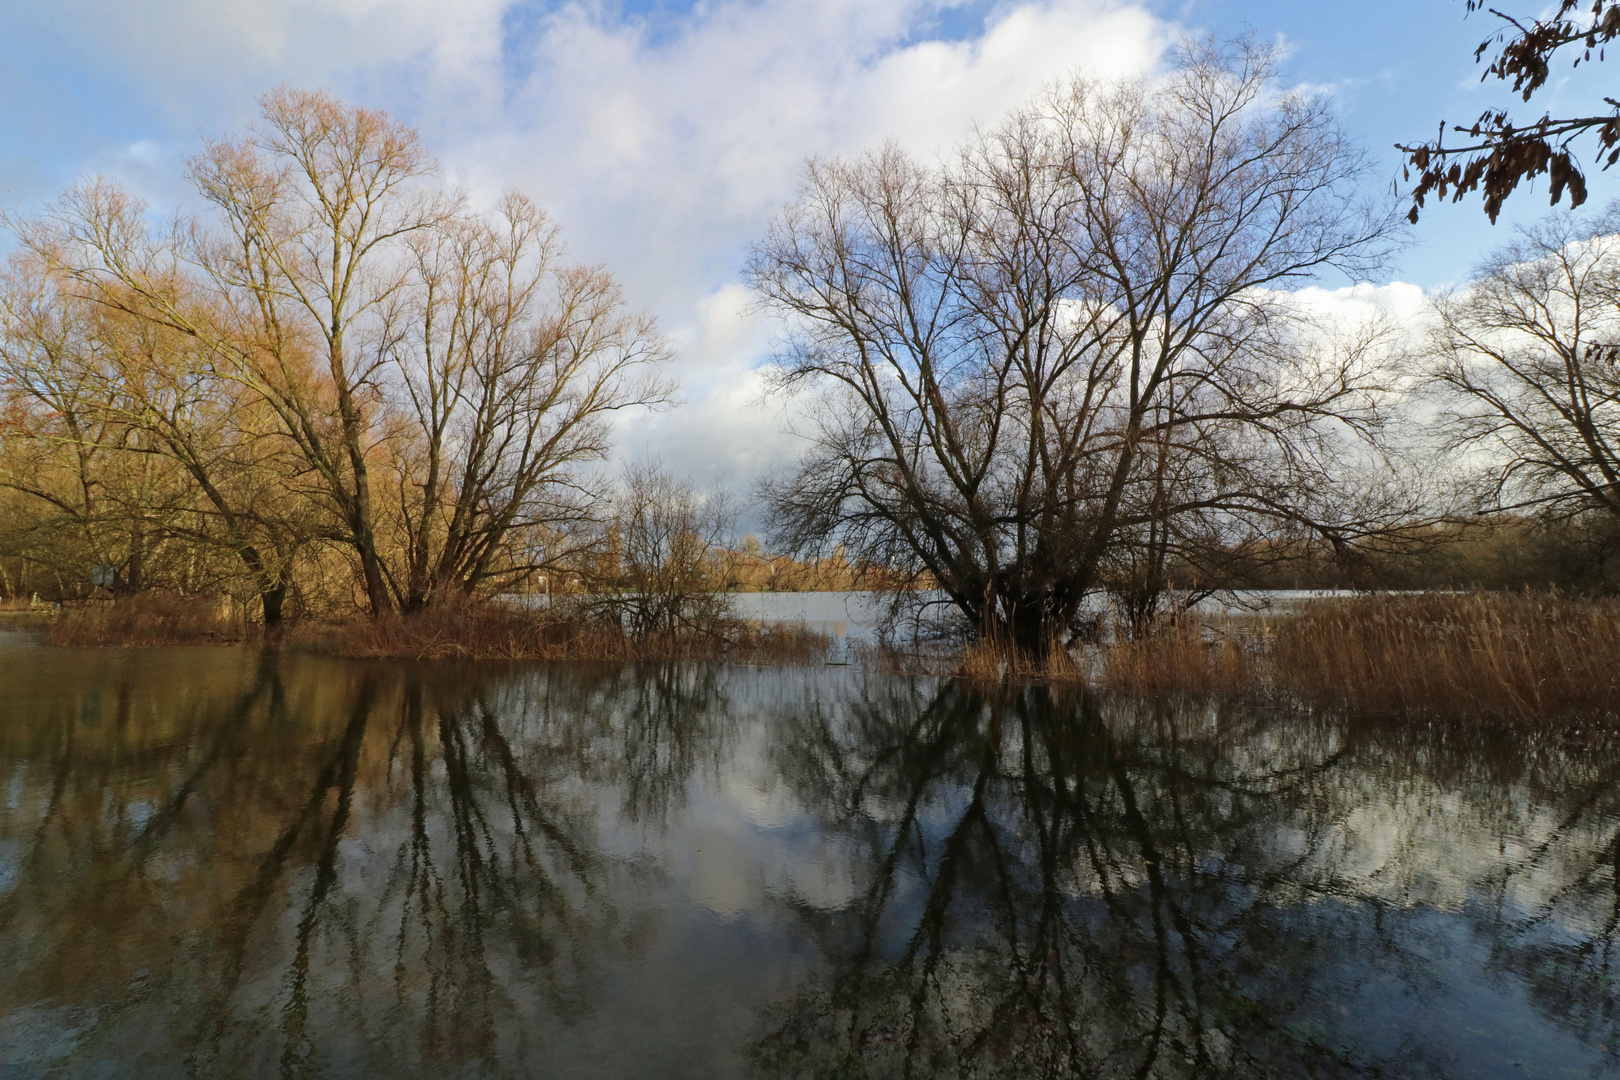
[1,0,1611,480]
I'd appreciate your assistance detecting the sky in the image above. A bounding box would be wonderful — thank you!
[2,0,1615,492]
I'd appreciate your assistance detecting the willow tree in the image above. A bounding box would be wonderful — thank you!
[0,256,190,596]
[12,90,448,617]
[0,254,310,620]
[12,88,667,619]
[748,40,1403,653]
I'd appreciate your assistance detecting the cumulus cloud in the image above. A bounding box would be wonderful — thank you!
[451,0,1169,484]
[1290,281,1434,357]
[466,0,1164,295]
[2,0,1179,485]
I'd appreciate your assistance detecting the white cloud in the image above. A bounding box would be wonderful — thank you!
[444,0,1170,485]
[11,0,510,113]
[1291,281,1431,328]
[468,0,1164,286]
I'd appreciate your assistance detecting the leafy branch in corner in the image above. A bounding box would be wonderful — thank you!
[1398,1,1620,221]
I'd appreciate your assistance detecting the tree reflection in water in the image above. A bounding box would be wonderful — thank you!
[757,680,1620,1079]
[0,652,1617,1078]
[0,652,727,1078]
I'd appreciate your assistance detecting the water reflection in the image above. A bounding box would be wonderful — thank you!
[0,648,1614,1078]
[760,684,1620,1078]
[0,654,667,1077]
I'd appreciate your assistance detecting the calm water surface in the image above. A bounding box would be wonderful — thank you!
[728,589,1357,645]
[0,645,1616,1079]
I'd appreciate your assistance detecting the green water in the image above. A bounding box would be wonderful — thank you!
[0,643,1615,1078]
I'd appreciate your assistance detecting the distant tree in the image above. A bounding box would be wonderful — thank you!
[1400,1,1620,222]
[595,463,734,640]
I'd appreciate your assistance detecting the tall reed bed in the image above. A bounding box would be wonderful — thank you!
[941,592,1620,723]
[1096,618,1261,698]
[1268,592,1620,722]
[952,637,1086,683]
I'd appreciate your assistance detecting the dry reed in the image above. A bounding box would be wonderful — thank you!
[46,593,248,646]
[937,592,1620,724]
[1097,618,1260,697]
[296,602,833,665]
[952,637,1088,684]
[941,619,1257,696]
[1269,592,1620,722]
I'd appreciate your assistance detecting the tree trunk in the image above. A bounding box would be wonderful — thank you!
[354,525,391,618]
[261,581,287,630]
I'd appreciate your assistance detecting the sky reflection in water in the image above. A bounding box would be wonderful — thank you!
[0,647,1615,1079]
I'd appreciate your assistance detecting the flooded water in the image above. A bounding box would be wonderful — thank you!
[514,588,1355,652]
[730,588,1357,645]
[0,645,1616,1079]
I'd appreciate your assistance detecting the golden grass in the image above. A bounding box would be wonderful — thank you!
[952,637,1088,683]
[1096,618,1261,697]
[930,619,1254,696]
[46,593,248,646]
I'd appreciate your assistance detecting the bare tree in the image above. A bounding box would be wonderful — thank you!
[384,193,671,610]
[748,40,1403,653]
[194,88,451,617]
[1429,206,1620,531]
[15,89,452,617]
[595,462,734,640]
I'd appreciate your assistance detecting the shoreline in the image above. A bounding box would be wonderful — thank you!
[9,590,1617,727]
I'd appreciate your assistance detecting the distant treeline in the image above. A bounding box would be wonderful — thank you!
[1187,515,1620,594]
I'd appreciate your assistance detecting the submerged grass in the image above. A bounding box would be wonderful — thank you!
[1096,619,1261,698]
[1080,591,1620,723]
[30,588,1619,723]
[935,592,1620,724]
[35,594,832,666]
